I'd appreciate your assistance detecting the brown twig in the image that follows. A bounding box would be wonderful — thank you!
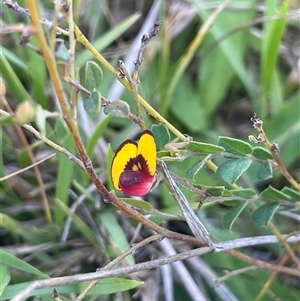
[76,234,163,301]
[254,242,300,301]
[161,161,215,247]
[4,0,69,35]
[26,0,209,248]
[10,234,300,301]
[117,60,146,131]
[226,248,300,278]
[1,96,52,223]
[250,112,300,191]
[133,21,162,74]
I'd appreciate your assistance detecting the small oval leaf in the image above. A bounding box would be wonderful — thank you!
[55,42,70,62]
[252,146,273,160]
[85,61,103,91]
[257,160,273,180]
[231,188,256,198]
[103,99,130,117]
[281,187,300,202]
[185,155,211,180]
[218,136,253,156]
[223,202,248,230]
[35,104,46,136]
[120,198,153,211]
[261,186,291,201]
[150,124,171,150]
[252,203,280,226]
[83,91,101,114]
[187,141,224,154]
[217,158,252,184]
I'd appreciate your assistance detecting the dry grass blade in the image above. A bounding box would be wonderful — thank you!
[161,161,215,247]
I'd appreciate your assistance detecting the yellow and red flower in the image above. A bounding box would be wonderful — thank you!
[111,130,157,197]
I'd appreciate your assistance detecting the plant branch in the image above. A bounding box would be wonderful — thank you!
[226,248,300,278]
[10,233,300,301]
[1,100,52,223]
[117,60,146,131]
[26,1,209,248]
[250,112,300,191]
[254,242,300,301]
[73,23,186,140]
[0,109,85,169]
[77,234,162,301]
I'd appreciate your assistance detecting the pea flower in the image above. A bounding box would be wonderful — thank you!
[111,130,157,197]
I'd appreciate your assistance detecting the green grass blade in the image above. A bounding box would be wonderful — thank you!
[0,51,32,103]
[0,250,49,279]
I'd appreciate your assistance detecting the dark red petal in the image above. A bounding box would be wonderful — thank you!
[119,171,154,196]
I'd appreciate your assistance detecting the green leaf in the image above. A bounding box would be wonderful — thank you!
[185,155,211,180]
[35,104,46,136]
[150,124,171,150]
[218,136,253,156]
[106,144,115,191]
[223,202,248,230]
[252,202,280,226]
[2,278,142,299]
[170,77,207,131]
[281,187,300,202]
[0,52,33,103]
[217,158,252,184]
[261,1,288,100]
[252,146,273,160]
[54,137,75,226]
[83,91,101,114]
[54,116,70,142]
[0,264,10,296]
[194,185,226,197]
[85,61,103,91]
[205,186,226,197]
[187,141,224,154]
[120,198,153,211]
[0,250,49,279]
[231,188,256,198]
[257,160,273,180]
[193,2,259,113]
[261,186,291,201]
[99,212,135,265]
[103,99,130,117]
[55,42,70,62]
[148,215,165,225]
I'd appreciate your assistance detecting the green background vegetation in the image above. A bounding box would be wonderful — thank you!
[1,0,299,300]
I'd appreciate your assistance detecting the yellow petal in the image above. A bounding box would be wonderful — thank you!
[137,130,157,176]
[111,140,137,190]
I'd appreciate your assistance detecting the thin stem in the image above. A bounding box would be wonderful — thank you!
[10,234,300,301]
[251,113,300,191]
[26,1,208,247]
[226,248,300,277]
[0,109,85,169]
[117,60,146,131]
[254,242,300,301]
[73,23,186,140]
[77,234,162,301]
[1,102,52,223]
